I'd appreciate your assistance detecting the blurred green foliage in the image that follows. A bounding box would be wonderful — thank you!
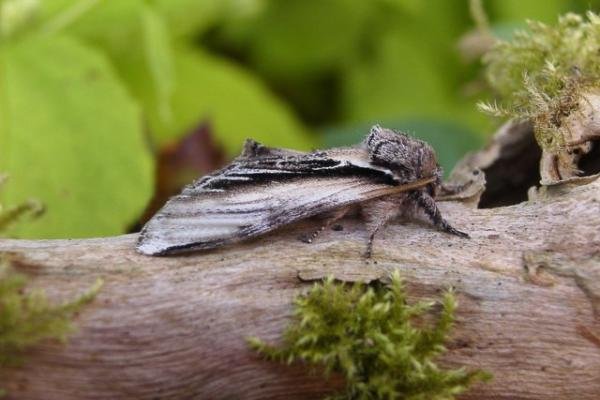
[0,0,598,238]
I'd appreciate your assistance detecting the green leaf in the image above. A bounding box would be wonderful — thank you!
[0,0,41,39]
[340,0,486,133]
[153,0,224,38]
[40,0,142,42]
[0,34,153,238]
[491,0,566,23]
[246,0,373,77]
[38,2,312,154]
[40,1,176,131]
[41,0,223,39]
[342,28,451,122]
[139,4,175,127]
[152,46,313,155]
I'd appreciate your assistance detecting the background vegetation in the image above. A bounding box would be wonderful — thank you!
[0,0,598,239]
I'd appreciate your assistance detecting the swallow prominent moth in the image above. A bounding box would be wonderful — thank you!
[137,125,467,256]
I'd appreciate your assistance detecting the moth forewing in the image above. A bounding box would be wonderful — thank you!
[136,175,434,256]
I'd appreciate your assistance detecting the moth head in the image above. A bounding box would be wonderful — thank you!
[366,125,442,187]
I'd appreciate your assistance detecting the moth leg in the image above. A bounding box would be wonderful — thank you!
[364,217,392,259]
[408,191,469,238]
[300,206,350,244]
[361,197,402,258]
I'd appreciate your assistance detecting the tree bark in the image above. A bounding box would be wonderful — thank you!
[1,129,600,399]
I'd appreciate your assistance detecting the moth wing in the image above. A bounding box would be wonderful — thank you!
[136,175,427,256]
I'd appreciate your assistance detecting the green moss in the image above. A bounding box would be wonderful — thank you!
[0,175,44,233]
[249,272,491,400]
[0,260,103,367]
[480,12,600,151]
[0,174,101,396]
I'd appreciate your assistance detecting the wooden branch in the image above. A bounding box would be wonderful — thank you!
[0,175,599,399]
[1,123,600,399]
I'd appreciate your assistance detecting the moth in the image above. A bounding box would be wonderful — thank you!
[137,125,468,257]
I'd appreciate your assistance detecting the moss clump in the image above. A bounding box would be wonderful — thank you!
[0,260,103,367]
[480,12,600,151]
[0,175,100,396]
[249,272,490,400]
[0,174,44,233]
